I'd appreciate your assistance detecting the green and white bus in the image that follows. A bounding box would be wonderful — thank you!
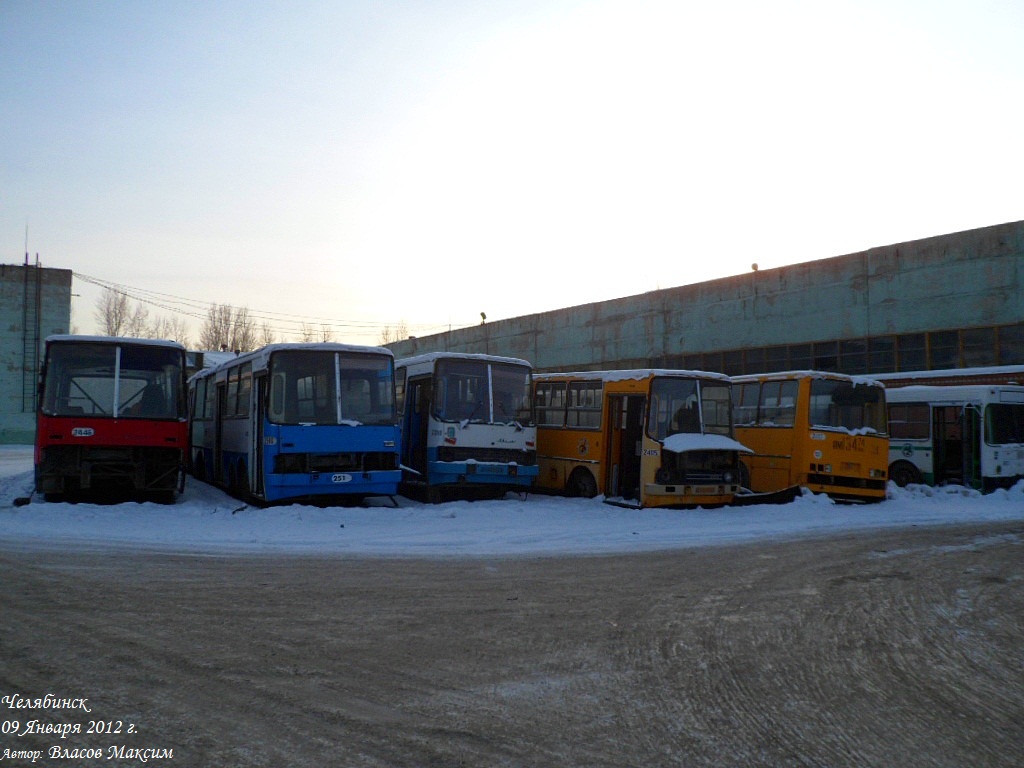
[885,384,1024,492]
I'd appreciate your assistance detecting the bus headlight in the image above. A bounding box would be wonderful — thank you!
[723,470,735,484]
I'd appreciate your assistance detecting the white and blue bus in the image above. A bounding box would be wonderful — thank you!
[395,353,538,500]
[189,343,401,504]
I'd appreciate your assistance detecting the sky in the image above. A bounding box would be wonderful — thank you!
[3,0,1023,346]
[2,445,1022,556]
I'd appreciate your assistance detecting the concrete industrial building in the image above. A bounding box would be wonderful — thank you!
[1,219,1021,443]
[1,261,73,443]
[388,219,1024,377]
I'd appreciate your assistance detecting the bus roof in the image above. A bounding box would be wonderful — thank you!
[45,334,186,351]
[884,383,1024,403]
[534,368,731,383]
[731,369,884,388]
[191,342,393,380]
[396,351,533,369]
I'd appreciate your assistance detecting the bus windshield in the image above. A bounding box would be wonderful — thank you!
[808,379,887,433]
[648,377,732,440]
[433,359,533,425]
[41,342,184,419]
[268,350,395,426]
[987,403,1024,445]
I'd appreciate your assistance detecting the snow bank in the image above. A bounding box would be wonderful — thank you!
[1,445,1022,557]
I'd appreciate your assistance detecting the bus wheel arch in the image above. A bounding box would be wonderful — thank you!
[889,460,922,487]
[567,467,598,498]
[737,460,752,491]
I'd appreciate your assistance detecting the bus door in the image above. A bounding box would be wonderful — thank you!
[960,404,983,489]
[932,405,965,486]
[214,382,227,484]
[607,395,645,501]
[402,376,432,476]
[254,375,267,497]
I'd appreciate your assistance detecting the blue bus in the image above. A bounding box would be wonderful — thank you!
[188,343,401,504]
[395,353,538,501]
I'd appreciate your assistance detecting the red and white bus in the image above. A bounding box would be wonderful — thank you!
[34,335,188,501]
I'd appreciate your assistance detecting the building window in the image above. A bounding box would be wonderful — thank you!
[702,352,723,374]
[813,341,838,371]
[839,339,867,375]
[897,333,926,371]
[961,327,996,367]
[743,347,766,375]
[868,336,895,373]
[763,346,788,373]
[929,330,959,369]
[789,344,811,370]
[998,323,1024,365]
[722,349,744,376]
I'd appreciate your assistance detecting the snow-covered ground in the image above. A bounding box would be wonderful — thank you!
[1,445,1021,557]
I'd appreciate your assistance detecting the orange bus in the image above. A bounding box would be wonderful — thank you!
[533,369,750,508]
[732,371,889,502]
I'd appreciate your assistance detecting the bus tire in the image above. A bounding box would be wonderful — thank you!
[567,468,598,498]
[889,461,921,488]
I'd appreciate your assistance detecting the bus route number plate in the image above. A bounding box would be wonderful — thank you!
[331,473,353,483]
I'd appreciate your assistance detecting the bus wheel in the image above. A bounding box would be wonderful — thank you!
[889,461,922,487]
[567,468,598,498]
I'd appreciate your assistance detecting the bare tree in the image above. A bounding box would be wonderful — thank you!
[198,304,233,350]
[94,287,131,336]
[152,316,193,348]
[198,303,258,352]
[298,322,315,343]
[123,303,151,338]
[378,320,409,346]
[231,306,258,352]
[259,321,276,347]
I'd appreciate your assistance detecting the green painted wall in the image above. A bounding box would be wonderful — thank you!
[388,219,1024,372]
[1,264,73,444]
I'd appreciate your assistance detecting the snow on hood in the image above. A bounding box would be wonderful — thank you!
[662,433,753,454]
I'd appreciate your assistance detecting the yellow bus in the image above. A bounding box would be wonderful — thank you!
[534,369,750,508]
[732,371,889,502]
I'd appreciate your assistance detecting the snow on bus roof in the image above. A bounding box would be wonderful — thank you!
[885,383,1024,401]
[45,334,186,350]
[871,364,1024,382]
[730,369,884,387]
[533,368,732,383]
[395,351,533,368]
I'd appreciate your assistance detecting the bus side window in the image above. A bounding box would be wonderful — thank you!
[889,403,929,439]
[733,382,760,426]
[761,381,797,426]
[395,368,407,415]
[536,382,567,427]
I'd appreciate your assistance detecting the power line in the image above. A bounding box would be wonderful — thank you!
[74,272,469,341]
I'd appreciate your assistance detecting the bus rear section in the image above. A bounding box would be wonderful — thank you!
[732,371,889,502]
[35,336,188,500]
[189,344,401,505]
[885,384,1024,492]
[396,353,538,501]
[535,370,748,508]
